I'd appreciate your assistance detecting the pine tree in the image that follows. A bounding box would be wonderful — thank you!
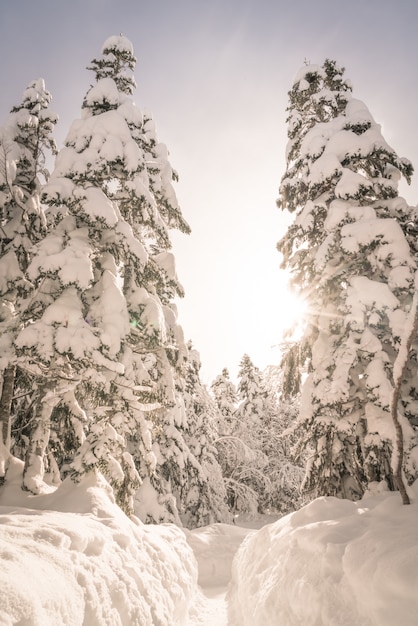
[82,38,216,524]
[277,60,418,499]
[262,365,307,514]
[215,355,271,514]
[179,344,231,527]
[236,355,270,427]
[211,367,237,435]
[211,367,254,513]
[235,354,305,514]
[14,35,204,520]
[0,79,57,482]
[12,36,193,511]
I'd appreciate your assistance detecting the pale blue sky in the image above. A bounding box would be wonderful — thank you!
[1,0,418,382]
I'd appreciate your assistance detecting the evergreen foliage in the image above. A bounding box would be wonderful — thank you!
[277,59,418,499]
[3,42,418,524]
[179,344,231,527]
[0,36,227,526]
[211,356,305,516]
[263,364,308,514]
[211,367,238,435]
[0,79,58,484]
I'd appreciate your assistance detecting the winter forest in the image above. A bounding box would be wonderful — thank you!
[0,35,417,626]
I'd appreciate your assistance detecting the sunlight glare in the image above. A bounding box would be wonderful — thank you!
[276,288,308,341]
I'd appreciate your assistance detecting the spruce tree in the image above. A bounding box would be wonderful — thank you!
[277,60,418,499]
[13,36,184,510]
[13,35,217,522]
[236,355,270,427]
[211,367,254,513]
[179,344,231,527]
[235,354,302,513]
[211,367,238,435]
[0,79,57,483]
[262,365,307,514]
[217,355,270,514]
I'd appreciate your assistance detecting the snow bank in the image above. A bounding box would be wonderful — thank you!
[228,484,418,626]
[0,459,197,625]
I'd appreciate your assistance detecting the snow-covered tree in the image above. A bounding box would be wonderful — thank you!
[84,39,216,524]
[177,344,231,527]
[234,354,306,514]
[236,355,270,426]
[262,364,308,514]
[210,367,255,513]
[0,79,57,482]
[12,61,141,498]
[277,59,418,499]
[11,36,194,515]
[211,367,237,435]
[214,355,272,514]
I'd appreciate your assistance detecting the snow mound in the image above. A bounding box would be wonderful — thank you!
[0,459,197,625]
[228,485,418,626]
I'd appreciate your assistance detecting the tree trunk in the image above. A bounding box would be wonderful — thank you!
[0,364,16,482]
[391,383,411,505]
[22,384,60,493]
[390,291,418,505]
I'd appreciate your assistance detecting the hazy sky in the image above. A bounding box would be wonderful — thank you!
[1,0,418,383]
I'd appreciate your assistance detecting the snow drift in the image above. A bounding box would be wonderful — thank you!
[228,482,418,626]
[2,458,417,625]
[0,459,197,625]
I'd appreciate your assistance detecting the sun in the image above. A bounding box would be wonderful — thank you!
[275,284,309,341]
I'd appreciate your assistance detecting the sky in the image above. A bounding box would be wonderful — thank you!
[1,0,418,384]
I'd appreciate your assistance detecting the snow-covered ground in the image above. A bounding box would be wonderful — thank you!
[185,522,254,625]
[1,460,417,625]
[228,482,418,626]
[0,458,197,625]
